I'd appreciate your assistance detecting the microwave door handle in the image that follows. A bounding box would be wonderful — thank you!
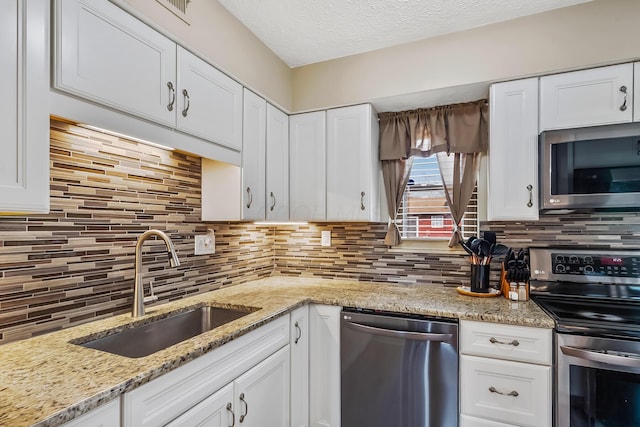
[561,345,640,368]
[344,321,453,343]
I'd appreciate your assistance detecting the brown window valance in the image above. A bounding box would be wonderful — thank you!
[379,99,488,160]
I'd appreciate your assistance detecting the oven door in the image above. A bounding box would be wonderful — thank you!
[557,333,640,427]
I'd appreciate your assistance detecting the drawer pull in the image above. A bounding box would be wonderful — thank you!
[226,402,235,427]
[489,337,519,346]
[239,392,248,422]
[620,85,628,111]
[294,321,302,344]
[489,386,519,397]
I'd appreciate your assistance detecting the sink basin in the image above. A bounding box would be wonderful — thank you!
[77,305,255,358]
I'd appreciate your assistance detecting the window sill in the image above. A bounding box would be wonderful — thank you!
[389,239,467,255]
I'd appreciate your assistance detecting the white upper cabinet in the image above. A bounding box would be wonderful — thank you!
[289,111,327,221]
[177,47,242,150]
[326,104,382,221]
[266,104,290,221]
[488,78,539,221]
[54,0,177,127]
[540,63,633,131]
[242,89,267,220]
[54,0,242,151]
[0,0,50,214]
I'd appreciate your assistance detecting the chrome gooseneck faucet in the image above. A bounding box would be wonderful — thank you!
[132,230,181,317]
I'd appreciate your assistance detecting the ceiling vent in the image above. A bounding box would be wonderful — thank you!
[156,0,190,23]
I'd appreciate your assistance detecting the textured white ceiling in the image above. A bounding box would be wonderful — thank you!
[218,0,592,68]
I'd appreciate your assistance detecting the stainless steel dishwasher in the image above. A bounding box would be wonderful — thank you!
[341,308,459,427]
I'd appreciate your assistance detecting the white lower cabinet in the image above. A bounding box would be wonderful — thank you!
[309,305,341,427]
[167,346,289,427]
[460,355,551,427]
[459,320,552,427]
[166,383,235,427]
[460,414,516,427]
[122,315,289,427]
[233,345,290,426]
[290,305,310,427]
[62,398,120,427]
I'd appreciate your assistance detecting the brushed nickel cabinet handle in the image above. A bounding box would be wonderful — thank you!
[294,321,302,344]
[526,184,533,208]
[270,192,276,211]
[182,89,190,117]
[239,393,248,423]
[226,402,235,427]
[167,82,176,111]
[246,187,252,209]
[489,337,520,346]
[360,191,366,211]
[489,386,519,397]
[620,85,628,111]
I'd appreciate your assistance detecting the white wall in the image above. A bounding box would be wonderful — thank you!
[292,0,640,112]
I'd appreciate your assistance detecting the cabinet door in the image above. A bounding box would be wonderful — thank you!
[460,355,551,427]
[540,63,633,130]
[166,383,235,427]
[290,305,310,427]
[241,89,266,220]
[54,0,176,127]
[289,112,326,221]
[62,399,120,427]
[266,104,290,221]
[326,104,381,221]
[176,47,243,150]
[488,78,539,221]
[309,305,341,427]
[234,345,290,427]
[0,0,49,214]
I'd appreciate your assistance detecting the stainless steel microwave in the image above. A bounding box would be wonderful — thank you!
[539,122,640,212]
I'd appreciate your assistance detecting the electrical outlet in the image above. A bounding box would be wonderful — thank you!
[194,229,215,255]
[321,230,331,247]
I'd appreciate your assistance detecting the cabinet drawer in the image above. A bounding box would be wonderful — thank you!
[460,355,551,427]
[460,320,552,365]
[460,414,515,427]
[123,315,289,427]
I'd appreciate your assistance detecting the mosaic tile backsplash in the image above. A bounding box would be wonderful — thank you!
[0,119,638,344]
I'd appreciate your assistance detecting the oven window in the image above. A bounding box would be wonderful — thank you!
[551,136,640,196]
[570,365,640,427]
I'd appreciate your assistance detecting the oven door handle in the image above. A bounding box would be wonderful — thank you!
[560,345,640,368]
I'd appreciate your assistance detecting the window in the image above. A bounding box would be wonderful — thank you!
[398,155,479,242]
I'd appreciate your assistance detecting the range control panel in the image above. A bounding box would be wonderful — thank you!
[530,248,640,284]
[551,253,640,278]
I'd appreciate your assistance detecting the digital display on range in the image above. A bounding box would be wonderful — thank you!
[600,257,624,266]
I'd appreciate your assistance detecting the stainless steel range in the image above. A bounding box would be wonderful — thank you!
[529,247,640,427]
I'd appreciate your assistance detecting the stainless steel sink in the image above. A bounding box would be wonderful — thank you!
[77,305,255,358]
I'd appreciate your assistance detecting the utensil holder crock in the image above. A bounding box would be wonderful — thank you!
[470,264,490,293]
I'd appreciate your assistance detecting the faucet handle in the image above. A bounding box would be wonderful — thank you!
[144,280,159,304]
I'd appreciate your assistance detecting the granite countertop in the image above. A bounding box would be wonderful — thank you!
[0,276,554,427]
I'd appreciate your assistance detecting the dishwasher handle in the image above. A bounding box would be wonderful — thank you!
[344,320,454,343]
